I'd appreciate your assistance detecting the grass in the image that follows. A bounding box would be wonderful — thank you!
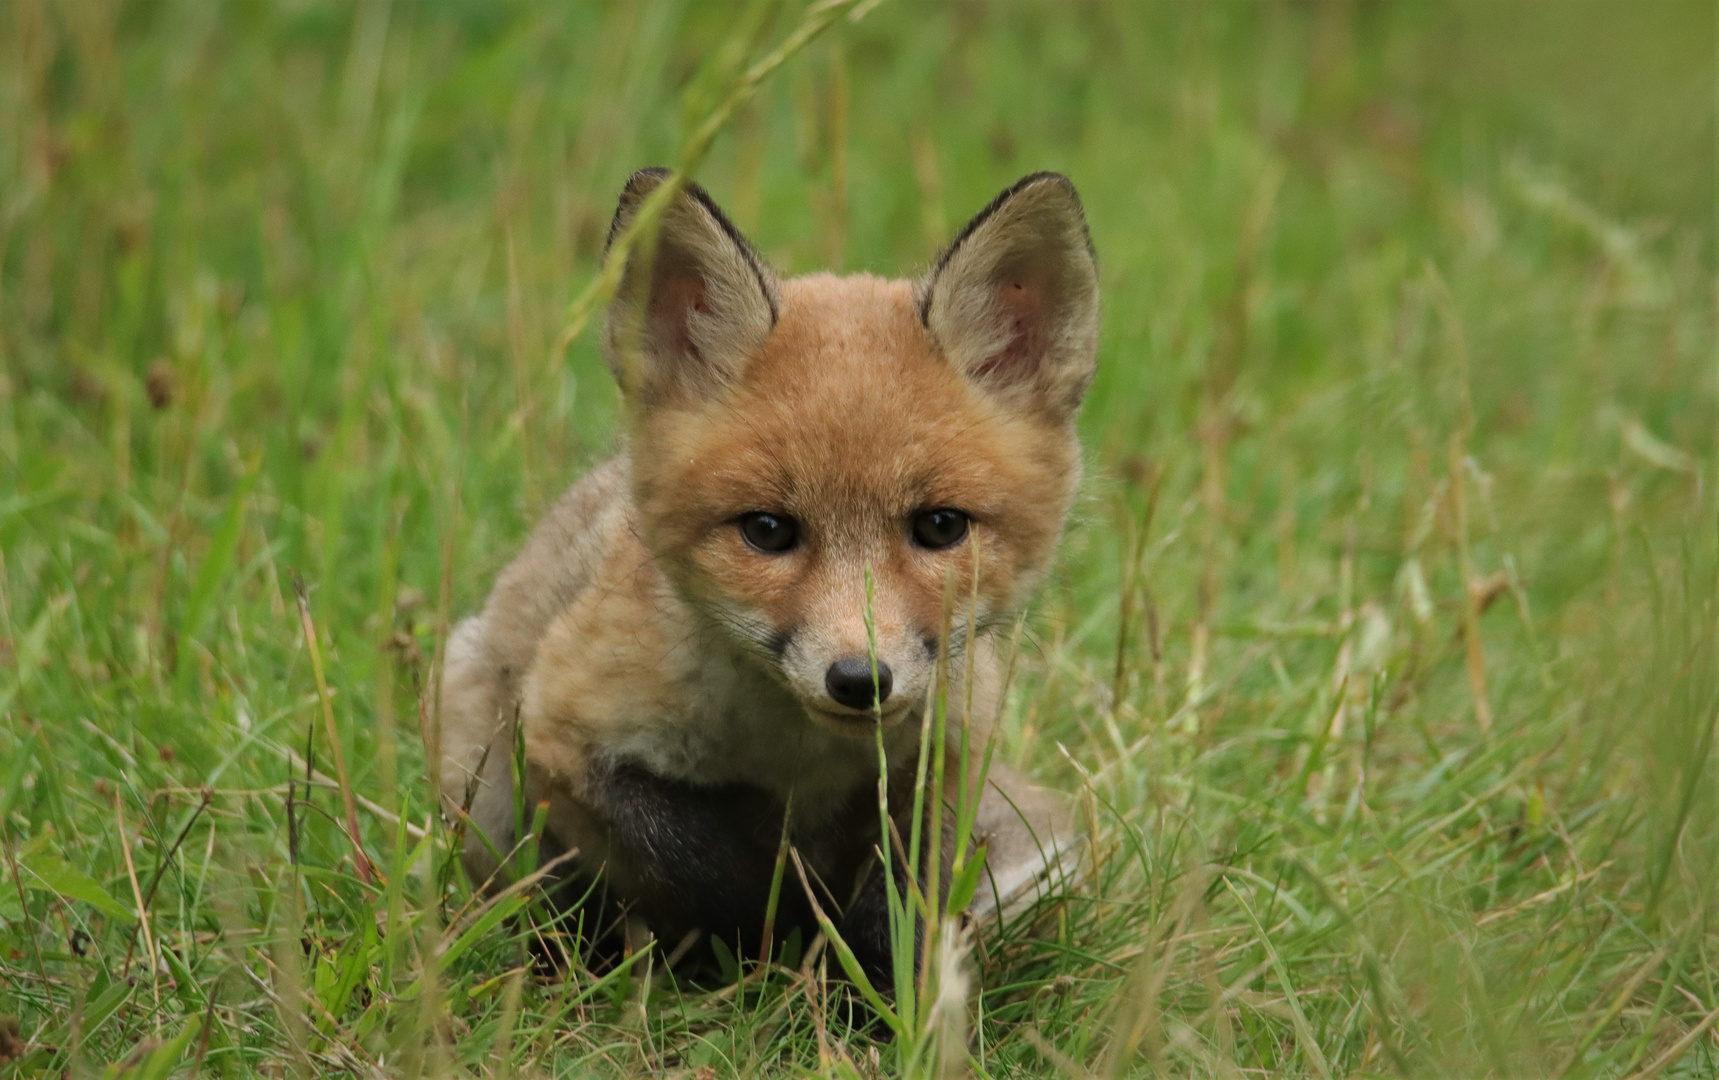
[1,0,1716,1075]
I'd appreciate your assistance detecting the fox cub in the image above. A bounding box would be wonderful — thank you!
[438,168,1098,984]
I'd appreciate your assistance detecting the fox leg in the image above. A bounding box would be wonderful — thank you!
[438,615,525,889]
[838,760,1081,987]
[967,760,1080,920]
[822,771,959,991]
[833,852,915,989]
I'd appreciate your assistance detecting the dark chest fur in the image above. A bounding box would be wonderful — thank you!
[537,755,943,988]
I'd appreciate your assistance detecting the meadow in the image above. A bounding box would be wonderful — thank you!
[1,1,1716,1076]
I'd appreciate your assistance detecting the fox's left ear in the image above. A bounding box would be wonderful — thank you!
[917,173,1099,418]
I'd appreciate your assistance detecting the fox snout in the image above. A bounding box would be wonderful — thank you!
[800,646,907,721]
[766,582,942,730]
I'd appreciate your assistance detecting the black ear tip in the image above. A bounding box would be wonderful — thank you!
[1018,170,1075,192]
[618,167,733,216]
[1013,172,1087,216]
[623,166,673,195]
[606,167,675,254]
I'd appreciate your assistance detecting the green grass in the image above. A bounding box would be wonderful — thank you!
[2,0,1717,1076]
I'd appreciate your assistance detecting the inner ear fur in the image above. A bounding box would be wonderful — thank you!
[916,172,1099,417]
[605,167,780,404]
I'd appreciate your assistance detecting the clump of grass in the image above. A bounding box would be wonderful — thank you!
[1,1,1715,1077]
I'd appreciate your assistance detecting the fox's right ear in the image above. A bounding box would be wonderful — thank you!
[604,167,779,404]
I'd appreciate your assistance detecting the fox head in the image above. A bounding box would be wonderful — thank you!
[604,168,1099,735]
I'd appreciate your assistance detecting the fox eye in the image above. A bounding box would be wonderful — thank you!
[911,509,970,550]
[739,512,799,553]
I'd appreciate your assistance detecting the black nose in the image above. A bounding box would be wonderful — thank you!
[825,657,892,710]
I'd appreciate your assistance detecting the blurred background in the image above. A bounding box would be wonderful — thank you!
[1,1,1715,1076]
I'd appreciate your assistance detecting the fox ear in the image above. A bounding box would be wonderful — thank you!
[917,173,1099,417]
[604,168,779,403]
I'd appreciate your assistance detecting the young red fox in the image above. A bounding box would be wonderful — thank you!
[438,168,1098,985]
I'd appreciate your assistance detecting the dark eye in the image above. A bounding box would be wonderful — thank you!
[911,509,970,550]
[739,512,799,553]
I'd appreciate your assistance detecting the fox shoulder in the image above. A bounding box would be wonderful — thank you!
[482,456,633,685]
[437,457,636,877]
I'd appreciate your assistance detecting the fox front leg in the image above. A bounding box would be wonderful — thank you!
[822,791,958,993]
[585,759,808,959]
[830,853,907,989]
